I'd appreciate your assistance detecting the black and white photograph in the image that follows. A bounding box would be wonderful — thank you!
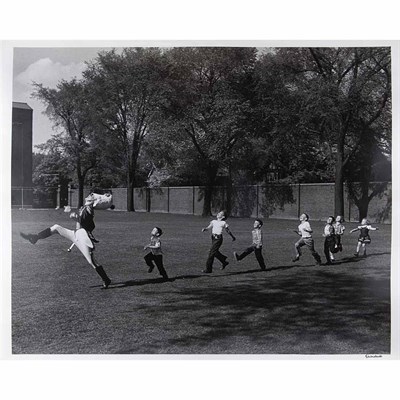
[4,42,396,356]
[1,2,400,398]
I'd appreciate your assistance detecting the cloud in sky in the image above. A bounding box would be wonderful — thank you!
[15,57,87,88]
[14,58,88,147]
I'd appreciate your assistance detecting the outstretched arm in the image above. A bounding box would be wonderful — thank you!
[225,227,236,241]
[202,223,213,232]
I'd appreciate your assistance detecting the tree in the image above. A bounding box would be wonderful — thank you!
[240,50,335,185]
[162,47,257,216]
[83,48,168,211]
[141,121,205,187]
[270,47,391,217]
[32,79,99,206]
[33,138,73,186]
[345,127,391,221]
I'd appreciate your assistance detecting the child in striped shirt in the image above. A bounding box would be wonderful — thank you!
[322,216,336,265]
[234,219,266,270]
[333,215,345,253]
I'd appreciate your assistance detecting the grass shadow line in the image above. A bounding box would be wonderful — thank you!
[329,256,370,266]
[91,277,174,289]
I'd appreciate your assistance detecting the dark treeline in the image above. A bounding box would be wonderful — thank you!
[32,47,391,219]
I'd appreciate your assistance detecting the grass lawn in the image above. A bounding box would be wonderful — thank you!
[11,209,391,355]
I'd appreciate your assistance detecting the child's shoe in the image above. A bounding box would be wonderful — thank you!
[221,261,229,270]
[20,232,38,244]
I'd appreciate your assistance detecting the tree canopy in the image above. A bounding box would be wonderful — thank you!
[31,46,391,218]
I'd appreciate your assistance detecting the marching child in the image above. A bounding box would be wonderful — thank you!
[20,202,112,289]
[333,215,345,253]
[234,219,266,270]
[71,194,99,243]
[66,192,115,252]
[292,213,322,265]
[202,211,236,273]
[350,218,379,257]
[322,216,336,265]
[144,227,169,280]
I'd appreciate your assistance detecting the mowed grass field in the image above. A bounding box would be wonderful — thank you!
[11,209,391,355]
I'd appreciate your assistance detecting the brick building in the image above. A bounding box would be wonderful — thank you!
[12,102,33,208]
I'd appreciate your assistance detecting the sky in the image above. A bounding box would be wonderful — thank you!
[12,43,396,149]
[12,45,267,147]
[12,47,111,147]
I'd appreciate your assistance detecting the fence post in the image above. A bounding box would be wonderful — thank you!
[193,186,195,214]
[256,185,259,218]
[21,187,24,210]
[297,183,301,218]
[348,199,351,222]
[56,185,61,209]
[167,186,170,213]
[146,188,150,212]
[68,185,71,206]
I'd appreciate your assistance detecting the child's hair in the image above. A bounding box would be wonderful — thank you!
[328,216,334,223]
[155,226,163,236]
[217,211,227,220]
[303,213,309,221]
[361,218,369,225]
[255,218,263,227]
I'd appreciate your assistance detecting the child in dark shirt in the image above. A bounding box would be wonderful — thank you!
[234,219,266,270]
[144,227,169,280]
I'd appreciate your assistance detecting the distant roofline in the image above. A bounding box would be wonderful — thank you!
[12,101,33,110]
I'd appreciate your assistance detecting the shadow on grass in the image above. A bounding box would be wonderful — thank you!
[98,277,174,289]
[358,252,391,258]
[327,252,391,266]
[106,263,317,289]
[321,257,364,266]
[171,272,389,354]
[91,251,390,291]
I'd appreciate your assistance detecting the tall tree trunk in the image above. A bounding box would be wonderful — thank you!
[76,156,84,207]
[357,197,369,222]
[335,134,345,217]
[126,155,136,212]
[202,164,218,217]
[357,180,371,222]
[78,176,85,208]
[203,185,213,217]
[127,172,135,212]
[225,164,234,216]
